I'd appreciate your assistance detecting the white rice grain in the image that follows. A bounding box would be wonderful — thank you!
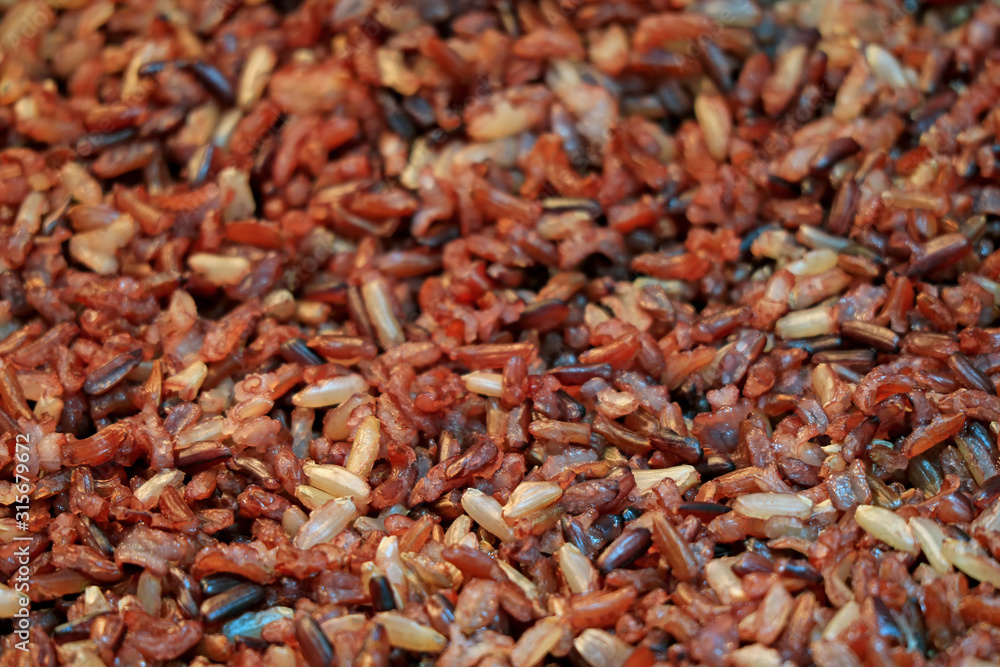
[574,629,632,667]
[281,506,308,538]
[908,517,952,575]
[511,617,566,667]
[362,278,404,348]
[774,306,836,339]
[374,612,447,652]
[163,361,209,402]
[503,481,563,520]
[136,571,161,616]
[941,539,1000,587]
[462,371,504,397]
[444,515,473,546]
[69,214,137,275]
[238,45,276,109]
[694,90,731,162]
[188,253,250,287]
[133,469,184,510]
[729,644,784,667]
[0,583,29,619]
[324,394,376,442]
[705,559,747,604]
[461,488,514,542]
[865,44,909,89]
[785,249,838,276]
[822,600,860,640]
[303,463,372,505]
[496,559,540,601]
[375,536,408,609]
[854,505,918,554]
[294,485,337,511]
[218,167,255,223]
[556,543,597,594]
[292,374,369,408]
[345,415,380,478]
[320,613,366,637]
[755,582,793,645]
[633,465,700,495]
[293,497,357,550]
[733,493,814,520]
[176,416,231,446]
[55,641,105,667]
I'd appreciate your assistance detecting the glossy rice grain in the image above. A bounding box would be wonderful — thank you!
[3,0,1000,665]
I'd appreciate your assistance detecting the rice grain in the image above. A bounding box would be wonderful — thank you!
[461,488,514,542]
[854,505,919,554]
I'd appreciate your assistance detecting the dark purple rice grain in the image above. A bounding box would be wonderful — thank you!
[811,349,877,365]
[0,271,31,317]
[730,552,773,576]
[811,137,862,173]
[588,514,625,551]
[79,516,114,558]
[137,61,169,77]
[868,597,906,645]
[908,233,972,276]
[517,299,570,332]
[555,389,586,421]
[677,502,732,520]
[280,338,325,366]
[295,614,335,667]
[53,612,109,640]
[695,456,736,479]
[972,474,1000,509]
[200,574,246,597]
[697,40,734,92]
[379,92,417,139]
[954,422,1000,486]
[78,128,139,154]
[184,61,236,104]
[426,594,456,637]
[947,351,996,394]
[188,144,214,187]
[775,559,823,585]
[841,321,901,352]
[541,197,603,217]
[563,517,598,557]
[783,335,843,353]
[368,575,396,612]
[200,583,265,623]
[547,363,615,384]
[648,428,703,464]
[82,348,144,396]
[175,441,233,469]
[866,474,903,510]
[593,415,652,456]
[169,567,203,618]
[346,286,374,339]
[596,528,652,574]
[164,402,203,435]
[827,179,859,236]
[766,174,800,198]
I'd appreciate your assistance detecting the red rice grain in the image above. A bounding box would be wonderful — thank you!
[2,1,1000,664]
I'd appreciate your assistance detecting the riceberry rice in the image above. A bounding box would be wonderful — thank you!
[2,0,1000,664]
